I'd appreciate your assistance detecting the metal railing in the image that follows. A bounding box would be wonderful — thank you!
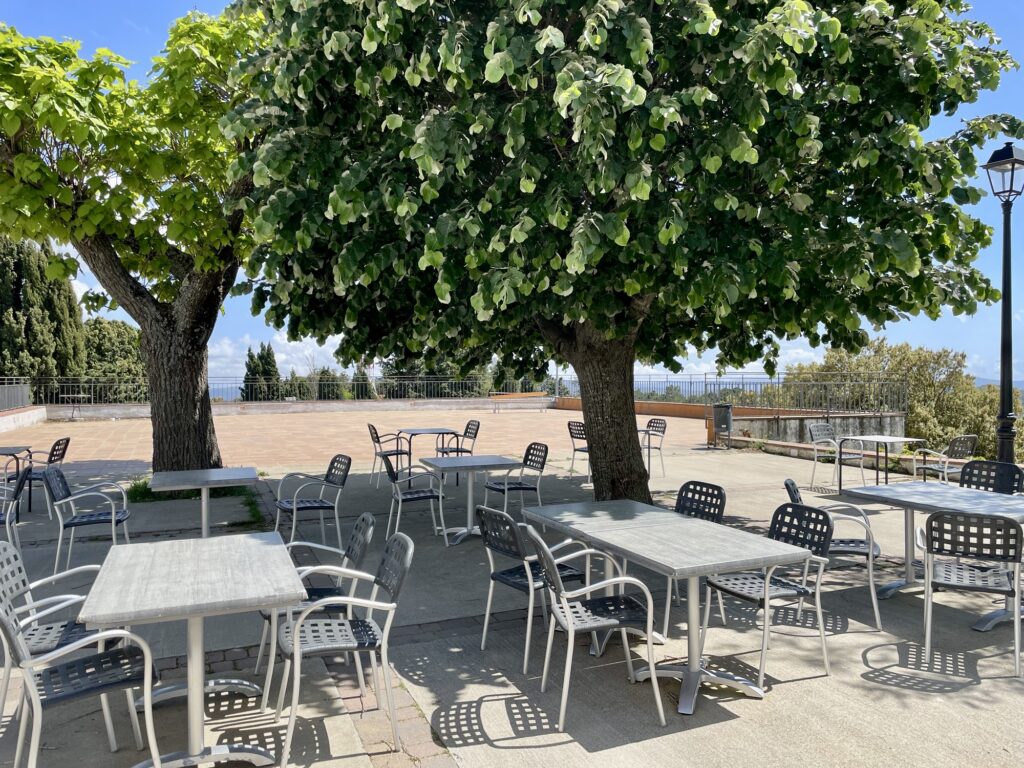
[0,378,31,412]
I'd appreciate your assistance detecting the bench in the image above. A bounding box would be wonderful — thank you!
[489,392,551,413]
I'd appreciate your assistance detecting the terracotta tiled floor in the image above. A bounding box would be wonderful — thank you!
[0,407,708,474]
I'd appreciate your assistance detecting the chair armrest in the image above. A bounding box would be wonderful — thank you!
[55,491,119,512]
[71,482,128,505]
[286,541,346,559]
[821,501,870,523]
[15,594,83,616]
[550,548,623,578]
[294,595,397,628]
[916,449,947,461]
[29,564,101,591]
[25,629,154,671]
[18,595,86,627]
[298,564,375,584]
[915,526,926,552]
[826,513,875,543]
[562,575,653,603]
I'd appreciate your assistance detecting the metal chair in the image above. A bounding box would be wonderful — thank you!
[436,419,480,486]
[914,435,978,483]
[0,467,30,551]
[477,506,586,674]
[957,459,1024,494]
[0,542,161,768]
[784,479,881,630]
[42,468,130,574]
[19,437,70,519]
[665,481,727,636]
[276,533,415,762]
[254,511,376,681]
[921,511,1022,676]
[567,421,590,482]
[367,424,411,488]
[525,526,665,732]
[483,442,548,514]
[380,454,448,546]
[274,454,352,547]
[703,503,833,688]
[808,422,864,488]
[640,418,667,477]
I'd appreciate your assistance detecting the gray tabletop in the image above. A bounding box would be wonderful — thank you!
[523,501,808,578]
[79,532,306,627]
[523,500,679,533]
[399,427,456,436]
[422,454,521,472]
[842,435,924,445]
[0,447,29,455]
[842,482,1024,521]
[150,467,259,492]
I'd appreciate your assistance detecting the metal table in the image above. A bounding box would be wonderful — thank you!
[150,467,258,538]
[842,482,1024,630]
[837,434,923,491]
[421,454,521,544]
[523,501,810,715]
[79,532,306,767]
[0,446,30,521]
[398,427,456,462]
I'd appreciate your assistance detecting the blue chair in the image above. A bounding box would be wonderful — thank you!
[42,468,130,573]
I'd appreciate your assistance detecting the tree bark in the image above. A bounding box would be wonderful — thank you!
[558,326,651,503]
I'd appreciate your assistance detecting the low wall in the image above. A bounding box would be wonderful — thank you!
[44,396,555,421]
[552,397,819,419]
[732,412,906,443]
[0,406,47,433]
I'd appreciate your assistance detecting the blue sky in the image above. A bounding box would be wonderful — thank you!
[4,1,1024,379]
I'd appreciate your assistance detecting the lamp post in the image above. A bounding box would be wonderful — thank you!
[982,142,1024,464]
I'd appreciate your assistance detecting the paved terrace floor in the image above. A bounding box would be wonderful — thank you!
[0,408,1022,767]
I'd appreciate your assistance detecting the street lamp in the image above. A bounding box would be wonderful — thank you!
[982,141,1024,464]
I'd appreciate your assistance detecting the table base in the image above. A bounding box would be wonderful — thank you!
[443,525,480,546]
[588,628,665,657]
[972,602,1015,632]
[139,678,262,710]
[131,743,275,767]
[633,663,764,715]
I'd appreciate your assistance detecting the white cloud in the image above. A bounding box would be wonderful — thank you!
[70,279,89,300]
[206,331,346,379]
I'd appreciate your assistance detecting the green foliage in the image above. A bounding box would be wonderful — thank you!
[240,342,281,401]
[82,318,145,379]
[790,338,1019,460]
[351,365,378,400]
[0,236,84,379]
[232,0,1015,377]
[378,353,490,397]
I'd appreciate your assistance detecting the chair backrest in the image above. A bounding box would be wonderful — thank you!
[378,454,401,485]
[674,480,726,523]
[373,532,415,601]
[47,437,71,466]
[42,467,72,504]
[925,511,1023,564]
[325,454,352,487]
[768,503,833,557]
[646,418,667,435]
[808,423,835,443]
[783,479,803,504]
[3,467,31,509]
[367,423,383,446]
[0,542,31,665]
[477,506,529,561]
[344,512,375,570]
[525,525,568,599]
[958,460,1024,495]
[463,420,481,440]
[523,442,548,473]
[567,421,587,442]
[946,434,978,460]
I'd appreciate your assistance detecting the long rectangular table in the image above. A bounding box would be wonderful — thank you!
[841,482,1024,631]
[79,532,306,767]
[523,500,810,715]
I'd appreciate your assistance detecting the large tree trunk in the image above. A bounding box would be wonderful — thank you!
[141,323,222,472]
[562,329,651,503]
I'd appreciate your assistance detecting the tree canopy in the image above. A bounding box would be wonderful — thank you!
[0,236,84,379]
[0,13,264,470]
[82,317,146,380]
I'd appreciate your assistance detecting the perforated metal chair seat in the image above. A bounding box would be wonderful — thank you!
[397,488,442,503]
[274,498,335,513]
[573,446,589,453]
[23,620,96,655]
[437,446,473,455]
[919,463,962,479]
[32,646,152,708]
[931,560,1015,595]
[830,538,881,558]
[484,479,539,495]
[708,572,813,606]
[278,617,383,656]
[63,510,130,529]
[376,448,410,459]
[820,451,862,462]
[492,561,584,593]
[550,594,649,633]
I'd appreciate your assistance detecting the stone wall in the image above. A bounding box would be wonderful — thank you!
[0,405,47,433]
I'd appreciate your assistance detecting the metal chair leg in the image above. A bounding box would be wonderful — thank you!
[540,619,556,693]
[254,618,269,675]
[699,585,713,658]
[126,688,143,750]
[380,646,402,751]
[813,589,830,676]
[260,612,278,711]
[923,566,934,666]
[867,553,882,631]
[645,627,666,726]
[274,657,291,723]
[13,692,28,768]
[620,628,634,682]
[481,581,494,652]
[523,586,535,675]
[557,629,575,731]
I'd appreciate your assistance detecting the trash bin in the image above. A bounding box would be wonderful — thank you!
[712,403,732,447]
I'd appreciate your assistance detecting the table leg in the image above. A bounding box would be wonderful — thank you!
[838,439,845,491]
[201,487,210,538]
[875,444,881,485]
[132,616,274,767]
[883,444,889,484]
[878,505,919,599]
[633,576,764,715]
[444,470,481,545]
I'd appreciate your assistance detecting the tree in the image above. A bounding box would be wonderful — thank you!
[0,236,84,380]
[790,338,1022,460]
[240,342,281,401]
[82,318,145,379]
[233,0,1016,500]
[351,365,378,400]
[0,14,262,471]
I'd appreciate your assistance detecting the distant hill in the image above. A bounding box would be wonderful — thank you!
[973,377,1024,389]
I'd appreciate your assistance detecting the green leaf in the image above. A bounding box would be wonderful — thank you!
[623,278,642,296]
[790,193,812,212]
[384,114,404,130]
[649,133,666,151]
[484,52,512,83]
[535,27,565,55]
